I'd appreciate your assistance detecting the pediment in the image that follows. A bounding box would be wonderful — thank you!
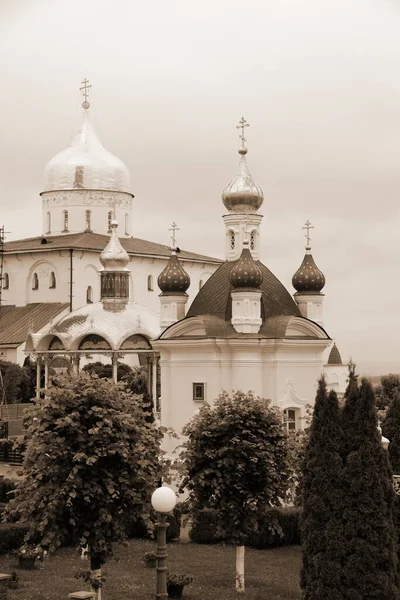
[160,317,206,339]
[285,317,329,339]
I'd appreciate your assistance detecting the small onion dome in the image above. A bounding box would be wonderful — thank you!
[99,220,129,271]
[292,253,325,293]
[327,343,343,365]
[230,242,263,288]
[158,250,190,294]
[222,147,264,213]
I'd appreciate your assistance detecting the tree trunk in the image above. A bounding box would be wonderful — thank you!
[235,545,245,593]
[90,554,102,600]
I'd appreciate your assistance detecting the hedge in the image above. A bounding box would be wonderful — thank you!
[0,522,29,555]
[189,506,302,548]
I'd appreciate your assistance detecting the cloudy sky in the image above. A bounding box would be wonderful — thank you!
[1,0,400,374]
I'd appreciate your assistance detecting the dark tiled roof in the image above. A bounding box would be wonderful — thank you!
[0,303,69,347]
[4,232,222,264]
[187,259,301,321]
[327,343,343,365]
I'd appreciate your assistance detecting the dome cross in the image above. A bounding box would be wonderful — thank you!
[169,221,179,249]
[302,220,314,251]
[80,78,92,109]
[236,117,250,149]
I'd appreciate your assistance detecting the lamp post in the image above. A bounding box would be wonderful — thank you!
[151,486,177,600]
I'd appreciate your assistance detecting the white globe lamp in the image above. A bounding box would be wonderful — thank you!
[151,486,177,514]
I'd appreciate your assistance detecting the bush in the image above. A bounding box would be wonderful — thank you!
[0,478,16,503]
[0,522,29,555]
[190,506,301,548]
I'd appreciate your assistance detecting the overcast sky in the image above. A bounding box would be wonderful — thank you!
[1,0,400,375]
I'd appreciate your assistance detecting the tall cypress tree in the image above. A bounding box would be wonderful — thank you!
[383,391,400,475]
[300,378,345,600]
[340,378,398,600]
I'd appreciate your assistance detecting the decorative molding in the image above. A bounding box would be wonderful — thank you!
[277,377,309,409]
[41,190,132,210]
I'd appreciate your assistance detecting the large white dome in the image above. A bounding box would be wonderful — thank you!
[43,109,131,194]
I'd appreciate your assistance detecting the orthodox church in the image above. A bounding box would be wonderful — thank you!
[0,83,347,438]
[0,83,221,367]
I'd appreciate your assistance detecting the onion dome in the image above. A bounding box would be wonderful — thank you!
[327,343,343,365]
[230,241,263,288]
[99,220,129,271]
[222,118,263,213]
[158,250,190,294]
[43,106,131,194]
[292,254,325,293]
[292,221,325,293]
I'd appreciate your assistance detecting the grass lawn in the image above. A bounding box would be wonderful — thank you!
[0,539,301,600]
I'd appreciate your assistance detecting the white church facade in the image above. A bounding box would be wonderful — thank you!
[0,86,346,437]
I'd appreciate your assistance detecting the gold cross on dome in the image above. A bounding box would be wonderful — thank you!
[236,117,250,148]
[80,78,91,108]
[169,221,179,248]
[302,220,314,249]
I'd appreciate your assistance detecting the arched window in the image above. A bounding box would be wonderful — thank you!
[47,211,51,233]
[228,230,235,250]
[125,213,129,235]
[85,210,91,231]
[107,211,112,232]
[199,280,204,290]
[63,210,69,232]
[32,273,39,290]
[250,230,256,251]
[49,271,56,289]
[147,275,153,291]
[2,273,9,290]
[86,286,93,304]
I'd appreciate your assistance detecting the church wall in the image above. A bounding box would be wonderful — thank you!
[3,253,69,307]
[157,337,330,454]
[3,249,218,312]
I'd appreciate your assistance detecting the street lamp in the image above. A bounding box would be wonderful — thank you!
[151,486,177,600]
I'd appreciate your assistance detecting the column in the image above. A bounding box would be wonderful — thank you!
[44,356,49,389]
[36,357,41,399]
[152,354,158,412]
[72,353,80,377]
[112,354,118,383]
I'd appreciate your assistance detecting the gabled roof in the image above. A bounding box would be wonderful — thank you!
[187,259,301,321]
[0,303,69,347]
[4,232,222,264]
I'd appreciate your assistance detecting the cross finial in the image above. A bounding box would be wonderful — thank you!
[80,78,91,109]
[236,117,250,148]
[169,221,179,249]
[302,219,314,251]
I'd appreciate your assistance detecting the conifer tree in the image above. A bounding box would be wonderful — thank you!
[300,377,345,600]
[340,378,398,600]
[382,391,400,475]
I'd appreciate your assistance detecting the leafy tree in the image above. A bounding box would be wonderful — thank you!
[180,390,290,593]
[4,373,162,594]
[0,360,32,404]
[381,374,400,403]
[82,361,133,381]
[340,378,398,600]
[300,379,345,600]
